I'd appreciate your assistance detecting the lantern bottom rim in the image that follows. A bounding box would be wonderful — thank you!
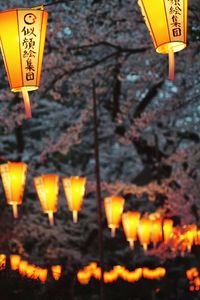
[12,86,38,93]
[156,41,187,54]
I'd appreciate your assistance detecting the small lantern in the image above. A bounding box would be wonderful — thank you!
[0,7,48,118]
[122,211,141,249]
[151,218,163,247]
[0,254,6,270]
[10,255,21,271]
[0,162,27,218]
[104,195,125,237]
[38,268,48,284]
[34,174,59,225]
[19,260,28,277]
[62,176,86,223]
[138,217,152,251]
[51,265,62,281]
[163,219,173,243]
[77,270,91,285]
[138,0,188,80]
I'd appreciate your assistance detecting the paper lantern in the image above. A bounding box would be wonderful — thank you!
[0,7,48,118]
[151,218,163,247]
[10,255,21,271]
[138,217,152,251]
[38,268,48,284]
[51,265,62,280]
[0,162,27,218]
[104,196,125,237]
[122,211,141,249]
[62,176,86,223]
[0,254,6,270]
[19,260,28,277]
[77,270,91,285]
[138,0,188,80]
[184,224,197,252]
[34,174,59,225]
[163,219,173,243]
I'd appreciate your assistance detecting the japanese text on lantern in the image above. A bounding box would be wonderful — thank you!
[165,0,184,41]
[18,10,42,87]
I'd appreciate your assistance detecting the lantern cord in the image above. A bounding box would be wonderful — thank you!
[72,211,78,223]
[129,240,134,250]
[168,48,175,81]
[92,79,105,300]
[21,87,32,119]
[111,227,116,238]
[48,211,54,225]
[12,204,18,219]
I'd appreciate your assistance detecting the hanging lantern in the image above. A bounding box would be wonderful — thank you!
[104,196,125,237]
[19,260,28,277]
[62,176,86,223]
[151,218,163,247]
[0,254,6,270]
[138,217,152,251]
[122,211,141,249]
[138,0,188,80]
[10,255,21,271]
[38,268,48,284]
[51,265,62,281]
[34,174,59,225]
[0,162,27,218]
[163,219,173,243]
[0,7,48,119]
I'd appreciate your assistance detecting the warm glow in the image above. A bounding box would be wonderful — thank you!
[77,270,91,285]
[0,254,6,270]
[10,255,21,271]
[151,218,163,247]
[34,174,59,225]
[122,211,141,249]
[62,176,86,223]
[138,0,188,80]
[0,162,27,218]
[163,219,173,243]
[19,260,28,276]
[0,8,48,118]
[51,265,62,280]
[104,195,125,237]
[138,217,152,251]
[38,268,48,284]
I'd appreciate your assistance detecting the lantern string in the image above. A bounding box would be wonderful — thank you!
[48,211,54,225]
[12,204,18,219]
[168,48,175,81]
[21,87,32,119]
[73,210,78,223]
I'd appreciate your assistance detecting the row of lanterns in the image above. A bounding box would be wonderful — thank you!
[186,268,200,292]
[0,254,61,283]
[0,162,86,225]
[104,196,200,253]
[77,262,166,285]
[0,1,188,118]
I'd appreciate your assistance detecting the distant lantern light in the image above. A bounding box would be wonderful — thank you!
[10,254,21,271]
[122,211,141,249]
[138,0,188,80]
[51,265,62,281]
[0,162,27,218]
[0,254,6,270]
[138,217,152,251]
[151,218,163,247]
[0,7,48,118]
[104,195,125,237]
[34,174,59,225]
[19,260,28,277]
[163,219,173,243]
[62,176,86,223]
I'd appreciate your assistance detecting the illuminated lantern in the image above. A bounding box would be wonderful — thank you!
[122,211,141,249]
[0,7,48,119]
[151,218,163,247]
[104,196,125,237]
[184,224,197,252]
[51,265,62,280]
[0,162,27,218]
[62,176,86,223]
[77,270,91,285]
[163,219,173,243]
[19,260,28,277]
[138,0,188,80]
[34,174,59,225]
[10,254,21,271]
[0,254,6,270]
[138,217,152,251]
[38,268,48,284]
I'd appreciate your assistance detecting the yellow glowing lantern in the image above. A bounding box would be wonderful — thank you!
[19,260,28,277]
[0,7,48,118]
[163,219,173,243]
[34,174,59,225]
[62,176,86,223]
[0,162,27,218]
[151,218,163,247]
[38,268,48,284]
[10,254,21,271]
[122,211,141,249]
[0,254,6,270]
[51,265,62,281]
[138,217,152,251]
[184,224,197,252]
[104,196,125,237]
[77,270,91,285]
[138,0,188,80]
